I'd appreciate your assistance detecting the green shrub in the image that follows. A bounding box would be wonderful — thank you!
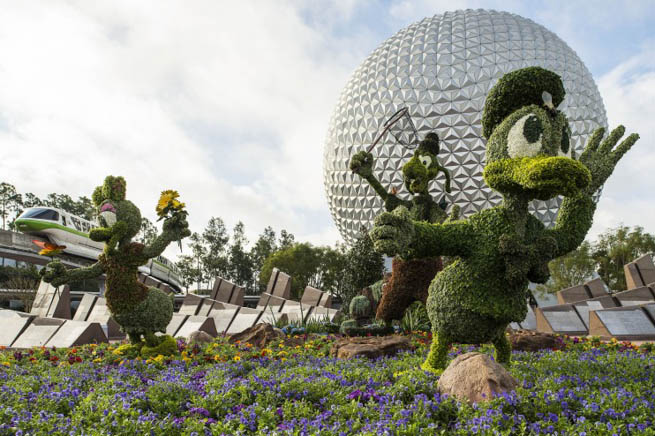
[349,295,371,319]
[400,301,431,333]
[141,335,178,358]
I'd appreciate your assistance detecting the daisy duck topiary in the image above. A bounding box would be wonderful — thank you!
[41,176,191,354]
[369,67,639,373]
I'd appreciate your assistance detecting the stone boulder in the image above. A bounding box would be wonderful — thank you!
[228,323,285,348]
[329,335,413,359]
[437,352,518,404]
[509,330,563,352]
[187,330,214,345]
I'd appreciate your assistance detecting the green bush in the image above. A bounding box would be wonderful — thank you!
[400,301,431,333]
[349,295,371,319]
[141,335,178,358]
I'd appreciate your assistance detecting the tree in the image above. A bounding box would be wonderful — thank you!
[175,255,196,293]
[137,217,158,245]
[0,183,21,230]
[42,193,96,220]
[202,217,230,289]
[228,221,254,292]
[259,242,324,299]
[74,196,96,220]
[315,243,349,296]
[250,226,277,293]
[535,241,596,295]
[21,193,44,208]
[44,193,76,212]
[188,232,208,291]
[592,225,655,291]
[278,229,295,250]
[341,227,385,308]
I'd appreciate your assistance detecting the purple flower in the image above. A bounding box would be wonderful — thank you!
[189,407,210,417]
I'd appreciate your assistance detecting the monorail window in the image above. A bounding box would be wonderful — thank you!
[71,217,82,231]
[20,208,60,221]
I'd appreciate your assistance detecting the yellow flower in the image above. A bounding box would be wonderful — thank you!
[233,355,241,361]
[93,358,103,364]
[156,190,185,217]
[2,362,10,367]
[154,354,165,363]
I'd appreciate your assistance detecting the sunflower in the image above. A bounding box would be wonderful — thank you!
[156,190,186,219]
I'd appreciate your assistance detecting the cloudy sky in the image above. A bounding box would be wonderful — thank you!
[1,0,654,259]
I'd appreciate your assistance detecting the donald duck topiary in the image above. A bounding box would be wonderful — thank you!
[369,66,639,373]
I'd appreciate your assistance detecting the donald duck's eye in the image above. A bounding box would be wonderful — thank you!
[420,156,432,167]
[507,113,544,158]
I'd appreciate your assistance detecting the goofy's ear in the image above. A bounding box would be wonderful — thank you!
[91,186,104,207]
[101,176,127,202]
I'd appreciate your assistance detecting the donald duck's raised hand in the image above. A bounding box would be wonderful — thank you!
[579,126,639,196]
[369,206,415,257]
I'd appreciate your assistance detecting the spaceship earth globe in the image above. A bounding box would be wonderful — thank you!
[323,9,607,244]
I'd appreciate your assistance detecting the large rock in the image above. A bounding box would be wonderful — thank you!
[228,323,285,348]
[329,335,413,359]
[438,352,518,404]
[187,330,214,345]
[509,330,563,352]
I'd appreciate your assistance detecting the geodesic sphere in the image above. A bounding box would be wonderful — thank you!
[323,9,607,244]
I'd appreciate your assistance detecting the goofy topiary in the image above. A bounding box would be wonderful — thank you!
[350,133,459,323]
[369,67,639,373]
[41,176,190,354]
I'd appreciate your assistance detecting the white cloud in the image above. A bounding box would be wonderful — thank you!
[588,43,655,241]
[1,0,654,264]
[0,0,376,259]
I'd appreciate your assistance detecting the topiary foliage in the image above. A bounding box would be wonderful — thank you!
[349,132,459,324]
[369,67,639,373]
[482,67,565,139]
[41,175,191,348]
[349,295,372,321]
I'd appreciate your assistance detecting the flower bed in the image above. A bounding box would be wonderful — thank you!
[0,334,653,435]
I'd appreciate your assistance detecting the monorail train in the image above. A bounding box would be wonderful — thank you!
[14,207,182,291]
